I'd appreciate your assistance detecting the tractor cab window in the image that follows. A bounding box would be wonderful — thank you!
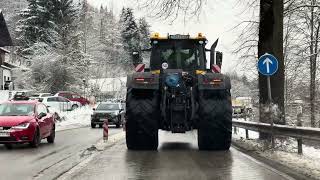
[150,40,205,71]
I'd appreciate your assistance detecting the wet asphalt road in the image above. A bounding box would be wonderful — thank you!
[67,131,294,180]
[0,126,122,180]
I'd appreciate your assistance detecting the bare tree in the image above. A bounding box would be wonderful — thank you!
[136,0,206,21]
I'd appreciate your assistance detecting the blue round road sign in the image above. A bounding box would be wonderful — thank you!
[258,53,279,76]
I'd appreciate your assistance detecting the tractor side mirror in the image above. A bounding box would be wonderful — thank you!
[216,51,223,68]
[132,51,141,66]
[210,39,219,68]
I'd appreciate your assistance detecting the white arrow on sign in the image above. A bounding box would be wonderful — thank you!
[263,58,273,73]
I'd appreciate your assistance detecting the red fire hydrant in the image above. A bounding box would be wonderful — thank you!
[103,119,108,142]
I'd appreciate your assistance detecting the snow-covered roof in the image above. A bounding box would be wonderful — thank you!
[0,11,13,47]
[0,47,10,53]
[1,65,11,70]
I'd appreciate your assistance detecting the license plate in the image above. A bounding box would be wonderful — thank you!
[0,131,10,137]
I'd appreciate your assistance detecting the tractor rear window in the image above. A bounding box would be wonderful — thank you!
[150,40,205,71]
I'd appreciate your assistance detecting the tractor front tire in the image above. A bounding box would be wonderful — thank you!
[125,89,159,150]
[198,90,232,150]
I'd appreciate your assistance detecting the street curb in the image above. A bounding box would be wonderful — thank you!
[57,131,125,180]
[232,139,318,180]
[56,125,90,132]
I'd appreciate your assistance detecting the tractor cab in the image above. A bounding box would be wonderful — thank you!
[133,33,223,74]
[150,34,207,72]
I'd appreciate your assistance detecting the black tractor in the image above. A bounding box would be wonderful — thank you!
[125,33,232,150]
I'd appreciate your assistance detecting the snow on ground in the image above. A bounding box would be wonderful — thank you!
[233,127,320,180]
[51,106,94,131]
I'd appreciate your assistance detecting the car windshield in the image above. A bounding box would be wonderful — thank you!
[97,104,120,110]
[0,103,34,116]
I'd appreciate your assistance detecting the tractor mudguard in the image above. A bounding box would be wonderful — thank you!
[127,72,160,90]
[197,73,231,90]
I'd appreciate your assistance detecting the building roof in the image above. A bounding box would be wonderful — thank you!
[0,11,13,47]
[1,62,17,69]
[0,47,10,53]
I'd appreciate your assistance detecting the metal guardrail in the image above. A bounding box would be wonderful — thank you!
[232,120,320,141]
[232,119,320,154]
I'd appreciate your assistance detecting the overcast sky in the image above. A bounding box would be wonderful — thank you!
[88,0,254,76]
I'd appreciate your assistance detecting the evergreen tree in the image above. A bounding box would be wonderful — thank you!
[99,5,105,42]
[79,0,93,53]
[16,0,55,55]
[119,8,140,64]
[138,17,151,49]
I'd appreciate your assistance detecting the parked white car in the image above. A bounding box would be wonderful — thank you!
[30,96,81,111]
[30,93,53,98]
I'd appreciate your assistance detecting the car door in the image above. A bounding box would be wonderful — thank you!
[45,97,61,111]
[40,104,52,137]
[57,97,71,111]
[36,104,49,138]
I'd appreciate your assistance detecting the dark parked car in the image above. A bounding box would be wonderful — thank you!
[91,102,125,128]
[55,91,89,106]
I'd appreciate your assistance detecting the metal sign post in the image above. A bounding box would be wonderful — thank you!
[258,53,279,149]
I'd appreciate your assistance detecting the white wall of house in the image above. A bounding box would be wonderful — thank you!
[3,68,11,81]
[0,90,10,102]
[0,68,2,89]
[0,66,11,90]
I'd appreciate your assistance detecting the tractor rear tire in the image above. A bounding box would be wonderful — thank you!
[125,89,159,150]
[198,90,232,150]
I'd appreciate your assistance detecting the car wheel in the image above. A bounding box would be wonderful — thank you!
[91,123,96,128]
[47,125,55,143]
[30,128,41,148]
[4,144,13,149]
[71,104,79,110]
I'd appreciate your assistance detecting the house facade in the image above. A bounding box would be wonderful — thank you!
[0,48,14,90]
[0,11,14,90]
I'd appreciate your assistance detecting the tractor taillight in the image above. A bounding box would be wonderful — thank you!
[135,78,145,81]
[135,78,153,84]
[203,78,223,85]
[211,79,222,85]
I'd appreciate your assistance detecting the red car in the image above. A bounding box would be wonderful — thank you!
[0,101,56,149]
[55,91,89,106]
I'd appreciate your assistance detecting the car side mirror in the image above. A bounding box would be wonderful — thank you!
[38,112,47,119]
